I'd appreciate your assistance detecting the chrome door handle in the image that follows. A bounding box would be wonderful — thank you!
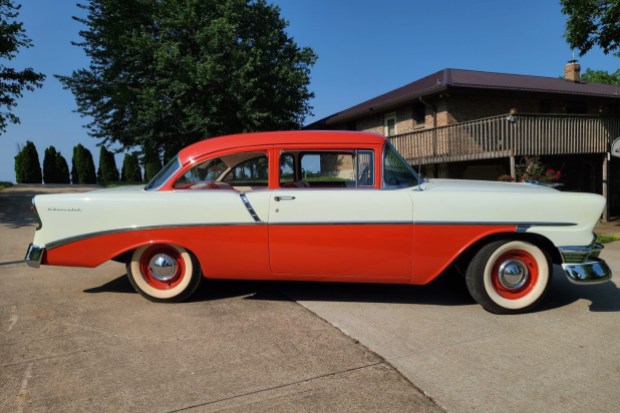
[274,196,296,202]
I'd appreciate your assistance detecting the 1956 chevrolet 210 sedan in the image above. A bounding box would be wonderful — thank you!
[25,131,612,313]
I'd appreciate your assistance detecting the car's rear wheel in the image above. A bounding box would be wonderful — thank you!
[126,244,202,302]
[465,240,552,314]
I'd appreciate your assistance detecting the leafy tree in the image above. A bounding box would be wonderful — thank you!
[97,146,119,184]
[0,0,45,133]
[71,144,96,184]
[142,148,162,183]
[561,0,620,56]
[581,68,620,85]
[121,152,142,183]
[14,140,41,183]
[58,0,317,157]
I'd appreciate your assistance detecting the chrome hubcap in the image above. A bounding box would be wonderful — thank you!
[497,259,529,289]
[149,253,177,281]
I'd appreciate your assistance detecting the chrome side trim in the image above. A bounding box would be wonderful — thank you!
[563,258,612,285]
[269,221,412,226]
[25,244,45,268]
[240,193,262,222]
[414,221,576,227]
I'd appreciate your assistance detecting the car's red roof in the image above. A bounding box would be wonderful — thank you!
[177,130,386,165]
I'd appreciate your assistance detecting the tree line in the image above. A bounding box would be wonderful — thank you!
[14,141,155,185]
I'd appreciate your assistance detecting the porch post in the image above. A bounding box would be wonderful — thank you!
[509,155,516,180]
[603,154,608,222]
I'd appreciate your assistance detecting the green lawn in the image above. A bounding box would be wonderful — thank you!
[597,234,620,244]
[0,181,13,190]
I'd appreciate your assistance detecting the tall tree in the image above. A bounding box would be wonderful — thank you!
[561,0,620,56]
[581,68,620,85]
[58,0,317,157]
[14,140,41,183]
[121,152,142,183]
[55,151,70,183]
[43,146,60,183]
[0,1,45,133]
[97,146,119,184]
[71,144,96,184]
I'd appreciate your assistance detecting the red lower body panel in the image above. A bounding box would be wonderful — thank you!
[43,223,517,284]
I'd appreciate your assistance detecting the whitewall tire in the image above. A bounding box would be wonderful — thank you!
[126,244,202,302]
[465,240,552,314]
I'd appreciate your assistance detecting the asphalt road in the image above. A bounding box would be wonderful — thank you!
[3,185,620,412]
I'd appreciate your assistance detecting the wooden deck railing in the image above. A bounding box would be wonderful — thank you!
[389,114,620,165]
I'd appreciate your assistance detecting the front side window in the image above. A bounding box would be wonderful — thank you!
[174,151,267,190]
[383,143,419,188]
[222,156,268,187]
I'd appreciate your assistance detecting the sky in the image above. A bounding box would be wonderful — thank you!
[1,0,618,183]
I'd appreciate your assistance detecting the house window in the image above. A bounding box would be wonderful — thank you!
[413,104,425,124]
[384,113,397,136]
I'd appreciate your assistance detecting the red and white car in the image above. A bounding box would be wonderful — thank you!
[25,131,611,313]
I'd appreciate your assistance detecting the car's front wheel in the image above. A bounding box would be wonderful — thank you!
[126,244,202,302]
[465,240,552,314]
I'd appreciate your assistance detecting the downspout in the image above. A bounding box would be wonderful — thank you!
[419,96,438,177]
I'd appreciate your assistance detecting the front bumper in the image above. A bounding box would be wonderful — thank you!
[562,258,612,285]
[560,240,612,285]
[25,244,45,268]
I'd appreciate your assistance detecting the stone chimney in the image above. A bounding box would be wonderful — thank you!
[564,59,581,82]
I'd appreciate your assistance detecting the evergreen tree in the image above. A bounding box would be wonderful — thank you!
[121,153,142,183]
[97,146,119,184]
[0,0,45,133]
[43,146,60,183]
[71,144,97,184]
[14,140,41,183]
[58,0,316,156]
[55,152,70,183]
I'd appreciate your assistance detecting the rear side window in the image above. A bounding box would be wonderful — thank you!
[279,150,374,188]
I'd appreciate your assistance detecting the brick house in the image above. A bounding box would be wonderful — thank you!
[308,62,620,219]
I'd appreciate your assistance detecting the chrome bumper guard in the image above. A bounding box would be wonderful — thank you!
[560,239,612,285]
[25,244,45,268]
[562,258,612,285]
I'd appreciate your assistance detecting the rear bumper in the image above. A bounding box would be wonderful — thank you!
[562,258,612,284]
[25,244,45,268]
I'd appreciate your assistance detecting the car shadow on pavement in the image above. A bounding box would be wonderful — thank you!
[84,273,289,302]
[83,267,620,312]
[272,270,476,307]
[541,266,620,312]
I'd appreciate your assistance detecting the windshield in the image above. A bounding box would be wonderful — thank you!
[383,143,419,188]
[145,156,181,190]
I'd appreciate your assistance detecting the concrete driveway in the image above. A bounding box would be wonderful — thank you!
[0,185,440,413]
[3,185,619,412]
[285,247,620,412]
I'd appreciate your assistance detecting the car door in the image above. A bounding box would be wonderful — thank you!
[268,149,413,282]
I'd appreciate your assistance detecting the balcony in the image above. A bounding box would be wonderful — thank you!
[389,113,620,165]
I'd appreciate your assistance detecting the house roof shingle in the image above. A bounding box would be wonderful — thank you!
[310,68,620,127]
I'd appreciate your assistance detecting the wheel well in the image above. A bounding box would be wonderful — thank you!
[453,232,561,274]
